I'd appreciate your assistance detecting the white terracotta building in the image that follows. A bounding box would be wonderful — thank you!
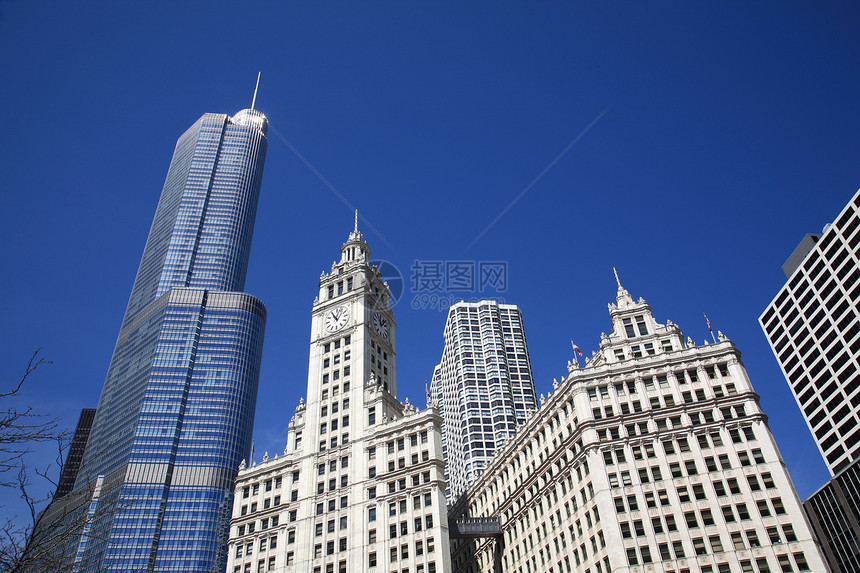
[227,219,451,573]
[448,278,828,573]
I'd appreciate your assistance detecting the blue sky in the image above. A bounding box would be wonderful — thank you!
[2,1,859,513]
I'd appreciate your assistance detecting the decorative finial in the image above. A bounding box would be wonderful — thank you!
[613,267,621,287]
[251,72,261,111]
[354,209,359,233]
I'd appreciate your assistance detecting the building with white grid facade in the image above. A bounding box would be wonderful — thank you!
[759,189,860,475]
[448,280,828,573]
[226,220,451,573]
[430,301,537,502]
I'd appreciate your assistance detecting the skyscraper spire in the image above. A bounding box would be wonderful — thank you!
[251,71,261,111]
[613,266,621,288]
[354,209,359,233]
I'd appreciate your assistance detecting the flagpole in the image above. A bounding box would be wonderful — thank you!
[570,338,583,365]
[704,313,716,343]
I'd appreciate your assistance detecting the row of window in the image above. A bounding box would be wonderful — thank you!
[588,364,732,402]
[241,474,289,499]
[326,278,354,299]
[628,542,810,572]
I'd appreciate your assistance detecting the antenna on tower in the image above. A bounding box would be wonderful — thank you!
[613,267,621,287]
[251,72,261,111]
[354,209,359,233]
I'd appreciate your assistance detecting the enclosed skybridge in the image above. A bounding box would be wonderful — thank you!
[448,517,502,538]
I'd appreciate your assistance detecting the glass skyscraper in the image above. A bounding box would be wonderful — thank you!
[36,109,268,572]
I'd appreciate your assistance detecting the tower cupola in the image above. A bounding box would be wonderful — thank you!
[340,209,370,263]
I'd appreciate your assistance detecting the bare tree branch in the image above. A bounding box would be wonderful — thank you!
[0,350,86,572]
[0,349,52,399]
[0,350,62,486]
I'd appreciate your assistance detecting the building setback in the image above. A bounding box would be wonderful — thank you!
[430,301,537,502]
[35,108,269,572]
[759,189,860,475]
[226,220,451,573]
[449,279,828,573]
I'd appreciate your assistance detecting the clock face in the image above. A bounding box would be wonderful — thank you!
[324,306,350,332]
[372,312,389,339]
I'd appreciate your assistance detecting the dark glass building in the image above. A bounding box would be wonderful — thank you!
[54,408,96,499]
[38,108,268,572]
[804,459,860,573]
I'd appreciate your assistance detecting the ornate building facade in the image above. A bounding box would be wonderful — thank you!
[227,219,451,573]
[449,279,828,573]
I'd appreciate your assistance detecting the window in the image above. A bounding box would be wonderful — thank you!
[772,498,786,515]
[685,460,698,475]
[747,529,761,547]
[685,512,698,528]
[748,475,761,491]
[793,552,810,571]
[623,318,636,338]
[777,554,793,572]
[641,545,653,564]
[709,535,724,552]
[728,478,741,494]
[627,548,639,565]
[645,491,656,508]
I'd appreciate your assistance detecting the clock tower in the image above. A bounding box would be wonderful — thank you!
[302,211,399,454]
[227,213,451,573]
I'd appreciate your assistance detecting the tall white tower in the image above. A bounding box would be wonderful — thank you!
[226,216,451,573]
[431,300,537,502]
